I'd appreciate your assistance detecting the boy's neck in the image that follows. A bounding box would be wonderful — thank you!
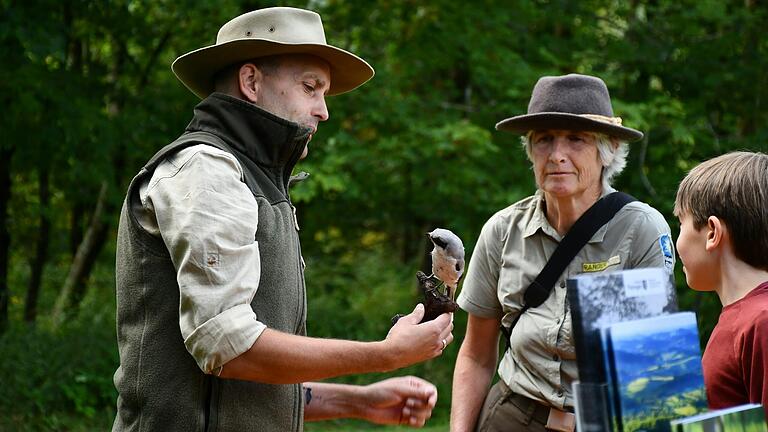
[715,253,768,306]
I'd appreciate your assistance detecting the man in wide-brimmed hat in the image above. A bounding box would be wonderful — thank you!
[450,74,675,431]
[113,7,452,431]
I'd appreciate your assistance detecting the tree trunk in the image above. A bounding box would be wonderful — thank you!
[68,219,109,311]
[70,201,84,257]
[52,182,108,324]
[24,169,50,323]
[0,147,12,334]
[64,0,84,260]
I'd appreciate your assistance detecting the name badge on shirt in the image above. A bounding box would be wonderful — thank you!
[582,255,621,273]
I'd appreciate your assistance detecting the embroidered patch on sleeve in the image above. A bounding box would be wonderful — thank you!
[582,255,621,272]
[659,234,675,271]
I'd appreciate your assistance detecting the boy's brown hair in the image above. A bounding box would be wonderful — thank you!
[674,151,768,271]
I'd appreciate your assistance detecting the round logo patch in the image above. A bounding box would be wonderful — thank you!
[659,234,675,271]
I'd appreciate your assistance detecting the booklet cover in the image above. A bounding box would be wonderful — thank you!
[568,267,678,432]
[568,267,678,383]
[669,403,766,432]
[603,312,707,432]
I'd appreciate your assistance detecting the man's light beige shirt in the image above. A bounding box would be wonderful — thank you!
[457,187,674,410]
[134,144,267,375]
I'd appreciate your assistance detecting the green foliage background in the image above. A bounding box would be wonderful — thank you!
[0,0,766,430]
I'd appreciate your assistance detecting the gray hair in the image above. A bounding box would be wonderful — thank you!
[521,132,629,191]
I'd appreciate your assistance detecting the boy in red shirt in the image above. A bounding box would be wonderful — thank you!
[674,151,768,417]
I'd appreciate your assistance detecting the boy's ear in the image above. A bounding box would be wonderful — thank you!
[705,216,726,252]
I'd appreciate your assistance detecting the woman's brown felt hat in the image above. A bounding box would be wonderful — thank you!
[172,7,375,99]
[495,74,644,142]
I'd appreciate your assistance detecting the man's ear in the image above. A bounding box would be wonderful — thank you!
[238,63,262,103]
[705,216,726,252]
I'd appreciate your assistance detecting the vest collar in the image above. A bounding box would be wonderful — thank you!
[185,92,311,175]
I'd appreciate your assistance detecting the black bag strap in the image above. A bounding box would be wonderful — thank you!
[500,191,636,352]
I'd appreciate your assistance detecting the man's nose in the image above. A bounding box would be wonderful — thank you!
[314,97,329,121]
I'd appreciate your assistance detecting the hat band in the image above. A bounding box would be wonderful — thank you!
[580,114,623,126]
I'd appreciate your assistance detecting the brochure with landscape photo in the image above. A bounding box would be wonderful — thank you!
[602,312,707,432]
[568,267,678,432]
[568,267,678,383]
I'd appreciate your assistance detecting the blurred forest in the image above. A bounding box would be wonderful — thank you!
[0,0,766,430]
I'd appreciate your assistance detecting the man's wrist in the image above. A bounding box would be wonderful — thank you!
[309,383,367,420]
[377,337,409,373]
[347,384,369,420]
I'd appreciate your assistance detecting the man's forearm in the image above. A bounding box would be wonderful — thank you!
[219,306,451,385]
[219,329,395,384]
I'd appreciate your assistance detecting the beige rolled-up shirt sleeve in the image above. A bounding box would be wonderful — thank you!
[135,144,266,374]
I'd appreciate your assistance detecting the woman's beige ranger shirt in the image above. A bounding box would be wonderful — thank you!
[456,187,675,411]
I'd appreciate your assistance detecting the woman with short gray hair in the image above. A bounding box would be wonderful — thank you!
[450,74,674,432]
[522,131,629,192]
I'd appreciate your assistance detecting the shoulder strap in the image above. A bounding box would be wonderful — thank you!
[501,191,636,351]
[524,191,636,308]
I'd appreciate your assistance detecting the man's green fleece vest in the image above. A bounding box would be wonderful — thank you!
[114,93,308,432]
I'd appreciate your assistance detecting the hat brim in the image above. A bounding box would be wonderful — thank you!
[495,112,644,142]
[172,39,375,98]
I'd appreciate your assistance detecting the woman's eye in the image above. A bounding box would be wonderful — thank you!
[304,83,315,93]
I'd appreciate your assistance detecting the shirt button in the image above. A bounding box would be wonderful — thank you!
[559,281,566,289]
[557,389,564,397]
[556,318,561,324]
[553,354,559,362]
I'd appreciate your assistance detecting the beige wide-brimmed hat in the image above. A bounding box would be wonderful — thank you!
[172,7,375,98]
[496,74,643,142]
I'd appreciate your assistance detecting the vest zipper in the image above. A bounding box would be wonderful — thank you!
[291,204,300,231]
[292,203,306,431]
[202,376,220,432]
[202,376,211,432]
